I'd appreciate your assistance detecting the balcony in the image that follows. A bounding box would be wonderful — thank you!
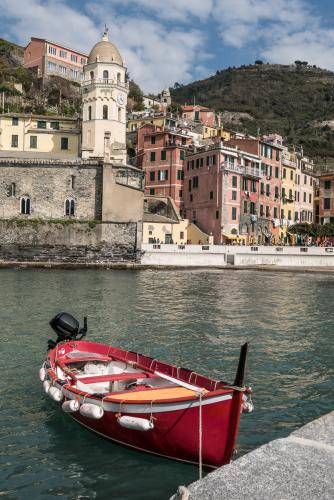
[282,157,296,168]
[244,166,264,179]
[221,161,243,174]
[81,78,129,90]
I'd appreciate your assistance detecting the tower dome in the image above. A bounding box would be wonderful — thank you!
[87,29,123,66]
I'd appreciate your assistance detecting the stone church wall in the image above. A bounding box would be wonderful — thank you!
[0,220,141,263]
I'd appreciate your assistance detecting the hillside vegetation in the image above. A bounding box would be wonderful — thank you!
[172,64,334,163]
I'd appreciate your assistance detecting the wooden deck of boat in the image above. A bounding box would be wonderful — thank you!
[106,386,202,401]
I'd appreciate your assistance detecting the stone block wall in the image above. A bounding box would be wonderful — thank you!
[0,220,140,263]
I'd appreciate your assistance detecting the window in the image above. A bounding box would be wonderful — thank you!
[11,135,18,147]
[282,187,286,198]
[150,152,156,162]
[188,179,192,192]
[232,190,237,200]
[266,184,270,196]
[200,157,204,167]
[294,211,299,221]
[30,135,37,148]
[151,135,156,145]
[324,180,331,190]
[118,107,122,122]
[187,161,190,171]
[303,192,306,202]
[180,150,185,160]
[71,54,77,63]
[288,210,292,220]
[158,170,168,181]
[196,158,200,168]
[310,177,312,186]
[283,168,286,179]
[70,175,75,189]
[103,70,109,80]
[309,194,312,203]
[12,117,19,126]
[81,58,86,65]
[232,207,237,220]
[37,121,46,129]
[210,191,214,200]
[304,175,307,184]
[70,69,78,79]
[190,194,193,202]
[149,171,155,182]
[9,182,16,197]
[275,186,279,198]
[48,46,56,55]
[206,156,210,166]
[117,72,121,83]
[290,170,294,181]
[243,178,248,191]
[61,137,69,150]
[59,65,67,75]
[88,106,92,120]
[276,149,280,161]
[216,210,219,219]
[177,170,184,180]
[244,201,248,213]
[20,196,31,214]
[324,198,331,210]
[180,231,184,239]
[232,176,237,188]
[65,199,75,216]
[250,180,256,193]
[274,207,278,218]
[47,61,57,71]
[161,150,166,161]
[193,176,199,188]
[250,202,256,215]
[179,190,183,198]
[90,71,94,80]
[281,209,284,219]
[260,182,265,195]
[275,166,279,178]
[51,121,60,130]
[289,189,293,199]
[103,105,108,120]
[60,50,67,59]
[266,206,270,218]
[149,188,155,195]
[260,204,264,216]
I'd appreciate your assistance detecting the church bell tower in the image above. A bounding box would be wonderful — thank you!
[81,29,128,163]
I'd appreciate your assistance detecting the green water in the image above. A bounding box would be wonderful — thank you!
[0,269,333,499]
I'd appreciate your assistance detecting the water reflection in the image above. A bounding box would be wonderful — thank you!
[0,269,333,499]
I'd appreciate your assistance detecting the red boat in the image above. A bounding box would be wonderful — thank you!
[40,313,253,469]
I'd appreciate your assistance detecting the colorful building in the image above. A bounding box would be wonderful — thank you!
[24,37,88,83]
[136,124,192,213]
[0,113,80,157]
[182,105,216,127]
[318,172,334,224]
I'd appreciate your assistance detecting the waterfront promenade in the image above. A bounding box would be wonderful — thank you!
[171,411,334,500]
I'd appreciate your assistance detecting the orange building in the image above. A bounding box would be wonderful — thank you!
[181,105,216,127]
[24,37,88,83]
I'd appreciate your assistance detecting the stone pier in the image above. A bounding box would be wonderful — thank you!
[171,411,334,500]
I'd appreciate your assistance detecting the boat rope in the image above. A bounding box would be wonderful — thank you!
[198,391,203,480]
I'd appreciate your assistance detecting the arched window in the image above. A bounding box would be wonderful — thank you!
[103,70,109,81]
[117,72,121,83]
[103,105,108,120]
[90,70,94,81]
[65,199,75,216]
[88,105,92,120]
[20,196,31,215]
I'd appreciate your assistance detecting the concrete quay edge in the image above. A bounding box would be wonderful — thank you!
[171,411,334,500]
[1,260,334,272]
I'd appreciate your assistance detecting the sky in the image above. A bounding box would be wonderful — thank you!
[1,0,334,93]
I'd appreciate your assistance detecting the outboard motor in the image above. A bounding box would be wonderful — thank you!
[48,312,87,350]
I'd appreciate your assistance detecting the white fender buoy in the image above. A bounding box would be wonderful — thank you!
[48,386,64,402]
[62,399,80,413]
[79,403,104,419]
[39,367,46,382]
[118,416,154,431]
[43,380,51,394]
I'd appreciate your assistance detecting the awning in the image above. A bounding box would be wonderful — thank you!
[223,234,247,240]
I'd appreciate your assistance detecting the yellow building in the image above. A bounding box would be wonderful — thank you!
[127,113,177,133]
[0,113,80,157]
[280,149,297,242]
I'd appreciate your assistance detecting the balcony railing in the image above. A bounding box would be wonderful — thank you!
[81,79,129,89]
[244,166,264,179]
[221,161,243,174]
[282,157,296,167]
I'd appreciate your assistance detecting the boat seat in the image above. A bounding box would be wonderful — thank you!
[106,386,204,402]
[77,373,159,384]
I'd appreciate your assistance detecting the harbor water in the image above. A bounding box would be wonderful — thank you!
[0,268,333,499]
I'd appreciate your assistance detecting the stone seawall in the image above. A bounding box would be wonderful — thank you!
[0,220,141,263]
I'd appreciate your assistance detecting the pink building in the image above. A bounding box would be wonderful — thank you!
[182,105,216,127]
[184,144,244,243]
[24,37,88,83]
[226,137,283,242]
[137,124,192,213]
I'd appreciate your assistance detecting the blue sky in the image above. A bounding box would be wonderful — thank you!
[1,0,334,93]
